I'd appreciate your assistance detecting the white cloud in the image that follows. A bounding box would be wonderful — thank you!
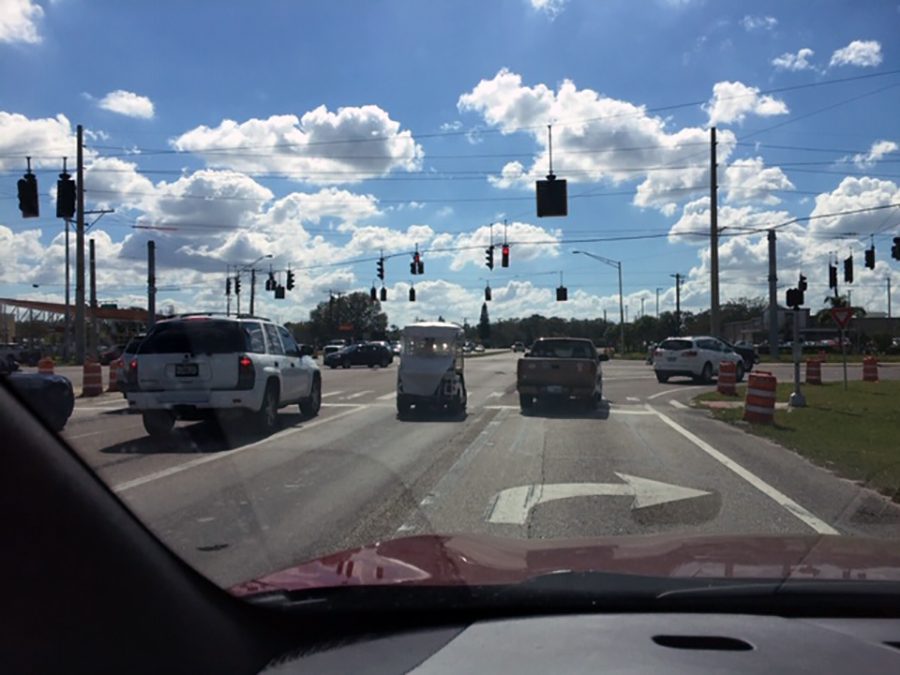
[741,15,777,31]
[429,221,562,271]
[172,106,423,184]
[0,111,80,170]
[529,0,568,19]
[668,197,791,242]
[0,0,43,44]
[705,81,789,125]
[772,47,815,71]
[458,69,739,213]
[829,40,883,67]
[97,90,156,119]
[724,157,794,204]
[807,176,900,235]
[850,140,898,169]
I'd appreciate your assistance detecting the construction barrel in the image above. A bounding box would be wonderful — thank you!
[862,356,879,383]
[82,360,104,397]
[743,371,777,424]
[806,358,822,385]
[717,360,737,396]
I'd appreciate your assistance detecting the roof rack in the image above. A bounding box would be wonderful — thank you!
[159,312,272,322]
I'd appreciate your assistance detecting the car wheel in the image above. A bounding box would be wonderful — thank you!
[700,362,713,384]
[735,362,745,383]
[342,359,351,369]
[380,357,389,367]
[329,363,337,369]
[655,372,669,383]
[299,377,321,418]
[256,382,279,433]
[142,411,174,437]
[519,393,534,411]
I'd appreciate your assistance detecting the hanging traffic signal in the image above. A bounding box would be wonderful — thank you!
[556,285,568,302]
[828,264,837,289]
[56,173,76,219]
[843,255,853,284]
[409,286,416,302]
[501,244,509,268]
[893,237,900,260]
[798,274,807,293]
[274,285,285,299]
[377,257,385,280]
[536,174,568,218]
[234,275,241,294]
[17,173,39,218]
[286,269,295,290]
[226,277,232,296]
[380,286,387,302]
[484,284,492,302]
[485,245,494,270]
[865,246,875,269]
[786,288,803,308]
[370,285,377,302]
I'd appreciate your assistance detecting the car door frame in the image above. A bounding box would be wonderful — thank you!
[262,322,297,403]
[277,325,310,400]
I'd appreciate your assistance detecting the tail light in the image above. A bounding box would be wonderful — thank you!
[127,358,138,383]
[682,350,698,357]
[237,354,255,390]
[654,349,663,356]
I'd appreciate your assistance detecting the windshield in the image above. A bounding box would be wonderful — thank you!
[4,0,900,614]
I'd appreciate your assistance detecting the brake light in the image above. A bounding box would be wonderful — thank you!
[654,349,663,356]
[237,355,255,390]
[239,356,252,368]
[682,350,698,357]
[126,358,138,385]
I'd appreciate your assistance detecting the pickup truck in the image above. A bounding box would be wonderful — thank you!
[516,338,608,411]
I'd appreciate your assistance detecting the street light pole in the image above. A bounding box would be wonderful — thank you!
[233,254,272,317]
[573,250,625,354]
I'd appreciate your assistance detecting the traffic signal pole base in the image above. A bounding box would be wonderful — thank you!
[789,391,806,408]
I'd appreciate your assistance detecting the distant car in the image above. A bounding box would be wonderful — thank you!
[2,370,74,431]
[719,338,758,372]
[113,334,146,393]
[391,341,402,356]
[511,342,526,353]
[653,336,745,384]
[473,344,485,353]
[324,343,393,369]
[100,343,127,366]
[322,339,349,358]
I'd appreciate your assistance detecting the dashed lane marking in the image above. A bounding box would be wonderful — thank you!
[321,390,344,398]
[669,399,688,409]
[344,390,374,400]
[376,392,395,401]
[647,388,682,400]
[646,404,838,535]
[626,396,640,402]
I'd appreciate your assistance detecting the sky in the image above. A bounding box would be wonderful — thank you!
[1,0,899,329]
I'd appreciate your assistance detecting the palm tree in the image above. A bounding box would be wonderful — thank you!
[815,294,866,325]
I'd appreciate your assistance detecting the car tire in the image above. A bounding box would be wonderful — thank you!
[142,410,175,437]
[519,393,534,411]
[655,372,669,383]
[256,382,279,433]
[329,363,337,369]
[299,377,321,418]
[380,357,389,368]
[700,362,713,384]
[735,362,745,383]
[342,359,351,369]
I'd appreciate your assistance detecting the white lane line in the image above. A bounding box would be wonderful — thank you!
[486,391,504,399]
[322,402,364,408]
[669,400,688,410]
[112,406,368,494]
[647,388,682,401]
[344,390,374,400]
[485,405,520,410]
[64,430,106,440]
[321,390,344,398]
[626,396,640,402]
[646,405,838,535]
[376,392,395,401]
[484,404,653,416]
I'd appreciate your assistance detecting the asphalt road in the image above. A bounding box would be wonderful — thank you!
[59,353,900,588]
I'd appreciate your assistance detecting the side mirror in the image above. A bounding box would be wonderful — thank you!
[598,353,610,362]
[299,345,315,357]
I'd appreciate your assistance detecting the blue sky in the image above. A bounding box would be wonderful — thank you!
[2,0,899,327]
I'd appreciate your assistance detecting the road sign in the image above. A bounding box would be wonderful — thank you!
[338,323,354,331]
[831,307,853,329]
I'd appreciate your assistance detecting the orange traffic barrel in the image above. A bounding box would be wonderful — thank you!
[107,359,121,392]
[82,360,103,397]
[806,358,822,385]
[37,357,54,375]
[743,371,777,424]
[717,360,737,396]
[863,356,879,382]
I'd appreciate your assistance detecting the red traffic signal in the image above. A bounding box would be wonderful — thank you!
[501,244,509,268]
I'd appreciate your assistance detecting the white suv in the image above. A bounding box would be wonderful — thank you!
[652,336,745,384]
[125,314,321,437]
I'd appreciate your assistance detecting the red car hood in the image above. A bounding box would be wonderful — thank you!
[231,533,900,597]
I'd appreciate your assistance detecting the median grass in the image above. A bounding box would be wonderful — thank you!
[695,380,900,501]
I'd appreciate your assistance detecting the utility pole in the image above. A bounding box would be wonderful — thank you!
[640,297,645,320]
[709,126,720,337]
[767,229,778,359]
[75,124,85,364]
[656,288,661,318]
[672,273,682,336]
[89,239,97,360]
[888,277,892,320]
[250,268,257,316]
[63,218,70,361]
[225,265,231,316]
[147,240,156,329]
[235,271,241,316]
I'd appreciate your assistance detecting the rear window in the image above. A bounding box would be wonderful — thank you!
[659,339,693,351]
[528,340,595,359]
[139,320,248,354]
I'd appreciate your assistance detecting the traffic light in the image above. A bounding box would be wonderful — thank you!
[265,273,275,291]
[484,284,492,302]
[377,257,385,280]
[865,246,875,269]
[786,288,803,308]
[226,277,231,296]
[843,255,853,284]
[485,245,494,270]
[56,173,76,219]
[286,269,295,290]
[798,274,807,293]
[370,285,377,302]
[410,251,423,275]
[828,264,837,289]
[274,285,285,300]
[234,275,241,294]
[893,237,900,261]
[17,173,39,218]
[556,285,568,302]
[380,286,387,302]
[501,244,509,268]
[409,286,416,302]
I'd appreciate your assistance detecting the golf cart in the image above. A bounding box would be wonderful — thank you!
[396,322,467,417]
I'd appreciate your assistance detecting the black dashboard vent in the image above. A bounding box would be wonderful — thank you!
[652,635,753,651]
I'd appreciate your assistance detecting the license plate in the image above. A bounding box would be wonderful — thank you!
[546,385,564,394]
[667,356,677,362]
[175,363,198,377]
